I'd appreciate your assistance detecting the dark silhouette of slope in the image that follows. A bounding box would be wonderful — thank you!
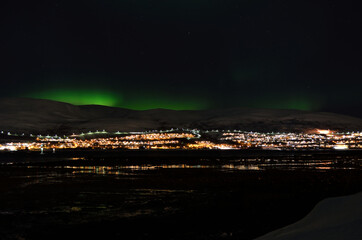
[255,192,362,240]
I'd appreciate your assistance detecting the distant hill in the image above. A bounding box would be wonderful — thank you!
[1,98,362,134]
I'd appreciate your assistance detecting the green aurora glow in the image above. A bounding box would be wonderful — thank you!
[27,89,207,110]
[28,89,121,107]
[26,87,321,111]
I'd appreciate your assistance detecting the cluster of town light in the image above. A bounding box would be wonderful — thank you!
[220,129,360,150]
[1,129,362,152]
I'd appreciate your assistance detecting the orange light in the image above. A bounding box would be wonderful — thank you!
[317,129,331,135]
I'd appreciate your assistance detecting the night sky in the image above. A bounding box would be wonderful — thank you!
[2,1,362,116]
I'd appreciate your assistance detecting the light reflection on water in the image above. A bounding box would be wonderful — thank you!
[21,158,362,176]
[25,164,261,175]
[1,157,362,240]
[61,164,261,173]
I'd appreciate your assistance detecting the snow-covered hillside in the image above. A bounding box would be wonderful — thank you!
[1,98,362,134]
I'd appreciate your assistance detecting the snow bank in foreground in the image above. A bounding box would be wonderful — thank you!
[255,192,362,240]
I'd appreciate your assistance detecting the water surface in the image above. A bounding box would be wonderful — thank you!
[1,156,362,239]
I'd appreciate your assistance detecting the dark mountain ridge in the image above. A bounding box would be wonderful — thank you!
[1,98,362,134]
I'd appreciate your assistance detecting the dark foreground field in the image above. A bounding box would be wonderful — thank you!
[0,155,362,239]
